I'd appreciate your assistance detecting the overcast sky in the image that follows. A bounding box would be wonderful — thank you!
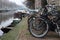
[0,0,22,10]
[0,0,26,10]
[9,0,26,5]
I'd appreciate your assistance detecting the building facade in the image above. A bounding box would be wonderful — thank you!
[26,0,60,9]
[35,0,60,9]
[25,0,35,9]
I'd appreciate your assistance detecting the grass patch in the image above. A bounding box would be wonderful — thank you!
[0,17,28,40]
[25,32,30,36]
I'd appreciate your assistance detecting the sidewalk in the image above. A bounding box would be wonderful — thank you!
[17,17,60,40]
